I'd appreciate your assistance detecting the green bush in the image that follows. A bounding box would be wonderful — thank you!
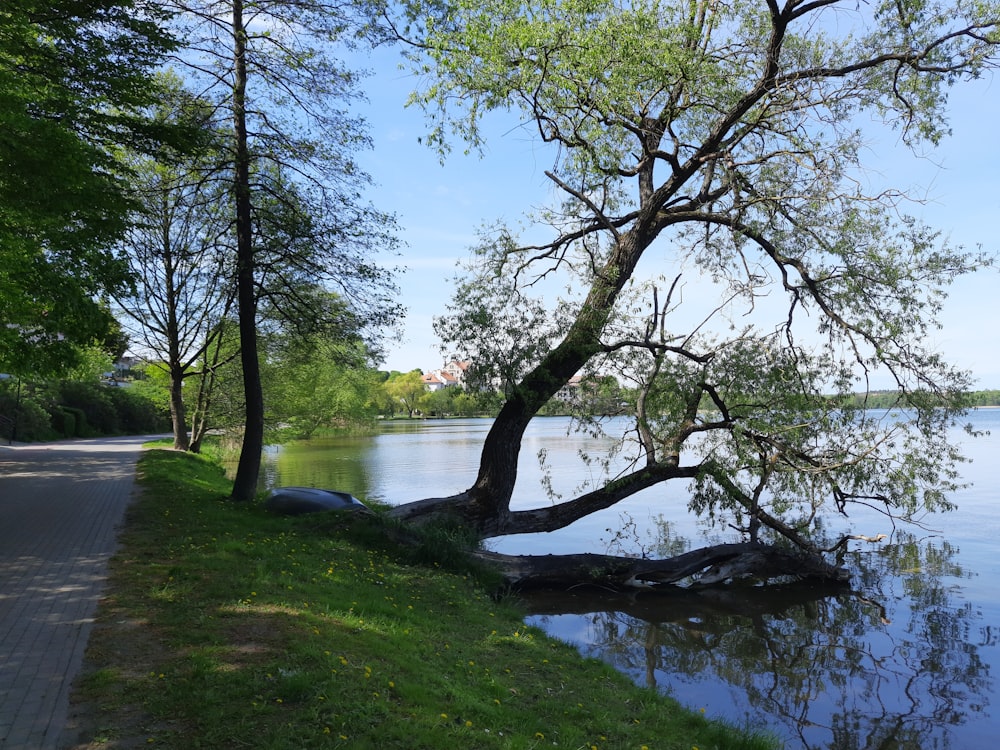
[0,388,57,442]
[56,381,119,434]
[107,387,168,433]
[0,379,168,442]
[52,406,88,437]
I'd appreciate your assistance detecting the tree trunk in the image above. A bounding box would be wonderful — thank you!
[390,233,650,534]
[474,543,850,591]
[229,0,264,502]
[160,186,190,452]
[168,363,190,451]
[190,322,230,454]
[189,368,213,454]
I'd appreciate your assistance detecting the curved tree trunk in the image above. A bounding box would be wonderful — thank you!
[389,232,651,534]
[384,221,848,587]
[475,542,850,591]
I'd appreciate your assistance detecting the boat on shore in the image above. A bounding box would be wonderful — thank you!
[264,486,370,516]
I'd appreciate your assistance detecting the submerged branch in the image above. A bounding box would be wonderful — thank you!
[476,542,849,591]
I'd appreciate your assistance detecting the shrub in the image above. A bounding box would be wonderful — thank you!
[0,388,57,442]
[56,381,119,434]
[107,387,168,433]
[49,406,83,438]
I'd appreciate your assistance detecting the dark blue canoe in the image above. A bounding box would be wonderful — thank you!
[264,486,370,516]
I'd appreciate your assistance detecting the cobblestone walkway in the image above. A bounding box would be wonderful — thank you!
[0,437,153,749]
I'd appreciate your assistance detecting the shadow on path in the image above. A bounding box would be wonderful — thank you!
[0,436,164,749]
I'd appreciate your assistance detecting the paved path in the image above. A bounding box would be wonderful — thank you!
[0,436,157,749]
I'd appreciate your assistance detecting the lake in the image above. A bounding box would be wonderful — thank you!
[261,411,1000,749]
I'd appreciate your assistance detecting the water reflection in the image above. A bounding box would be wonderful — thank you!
[261,436,372,497]
[522,532,991,749]
[262,417,998,749]
[261,419,493,505]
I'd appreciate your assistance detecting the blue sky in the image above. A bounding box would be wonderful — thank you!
[352,46,1000,389]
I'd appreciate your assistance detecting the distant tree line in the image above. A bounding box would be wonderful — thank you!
[5,347,999,446]
[375,371,631,420]
[375,379,1000,421]
[842,390,1000,410]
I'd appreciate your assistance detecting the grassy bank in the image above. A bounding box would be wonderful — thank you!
[70,448,777,750]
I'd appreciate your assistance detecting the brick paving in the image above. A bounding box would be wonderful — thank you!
[0,436,154,749]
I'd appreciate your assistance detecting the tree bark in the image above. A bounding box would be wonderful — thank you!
[229,0,264,501]
[474,542,849,591]
[160,188,190,452]
[168,363,189,451]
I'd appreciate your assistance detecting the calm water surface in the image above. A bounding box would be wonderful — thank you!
[263,412,1000,749]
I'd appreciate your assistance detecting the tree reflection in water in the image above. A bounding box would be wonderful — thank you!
[521,532,992,750]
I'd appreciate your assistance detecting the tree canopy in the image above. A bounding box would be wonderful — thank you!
[261,289,382,438]
[388,0,1000,585]
[0,0,181,375]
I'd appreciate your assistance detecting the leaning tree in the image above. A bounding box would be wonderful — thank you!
[385,0,1000,587]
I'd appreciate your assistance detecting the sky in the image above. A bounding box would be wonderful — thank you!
[349,45,1000,390]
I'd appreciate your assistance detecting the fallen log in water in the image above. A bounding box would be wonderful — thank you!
[474,542,850,590]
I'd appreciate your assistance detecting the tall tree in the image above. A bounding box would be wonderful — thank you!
[384,370,427,418]
[166,0,399,500]
[0,0,180,376]
[115,77,234,450]
[387,0,1000,586]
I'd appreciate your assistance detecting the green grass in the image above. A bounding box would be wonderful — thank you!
[73,448,779,750]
